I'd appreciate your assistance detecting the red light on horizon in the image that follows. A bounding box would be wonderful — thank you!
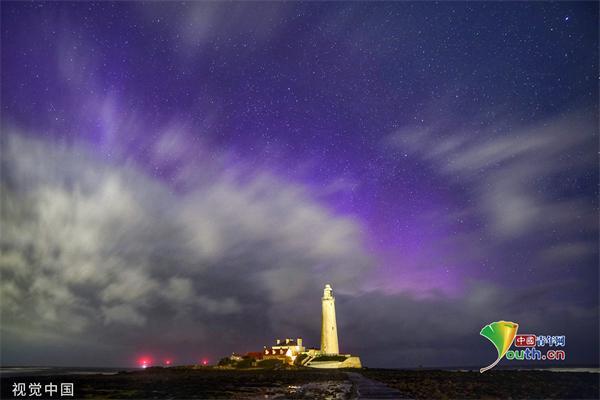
[201,359,209,366]
[165,359,172,365]
[138,357,152,368]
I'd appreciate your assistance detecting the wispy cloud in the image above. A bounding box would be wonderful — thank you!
[0,131,372,363]
[387,110,597,240]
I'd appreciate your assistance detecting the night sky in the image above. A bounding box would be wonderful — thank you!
[1,2,598,368]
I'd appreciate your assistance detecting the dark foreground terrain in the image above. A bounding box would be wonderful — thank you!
[1,368,352,399]
[360,369,599,399]
[1,367,598,399]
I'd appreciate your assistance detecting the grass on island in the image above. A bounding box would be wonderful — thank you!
[311,355,348,362]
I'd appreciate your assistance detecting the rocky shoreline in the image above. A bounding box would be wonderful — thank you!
[1,367,598,399]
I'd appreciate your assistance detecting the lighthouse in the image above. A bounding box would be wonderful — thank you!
[320,284,339,354]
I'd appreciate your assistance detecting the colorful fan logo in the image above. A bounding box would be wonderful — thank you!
[479,320,519,373]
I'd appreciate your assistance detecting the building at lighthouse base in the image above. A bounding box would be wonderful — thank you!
[256,340,362,369]
[301,352,362,369]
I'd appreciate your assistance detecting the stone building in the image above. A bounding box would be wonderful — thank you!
[263,338,305,363]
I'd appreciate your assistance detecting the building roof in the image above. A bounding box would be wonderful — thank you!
[273,338,301,346]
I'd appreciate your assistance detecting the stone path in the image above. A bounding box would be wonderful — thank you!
[346,372,410,399]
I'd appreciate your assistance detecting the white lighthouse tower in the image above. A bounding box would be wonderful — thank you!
[320,284,339,354]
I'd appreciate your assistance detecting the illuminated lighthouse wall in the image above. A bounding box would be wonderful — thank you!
[320,284,339,355]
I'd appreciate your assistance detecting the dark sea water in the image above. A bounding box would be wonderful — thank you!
[0,366,135,377]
